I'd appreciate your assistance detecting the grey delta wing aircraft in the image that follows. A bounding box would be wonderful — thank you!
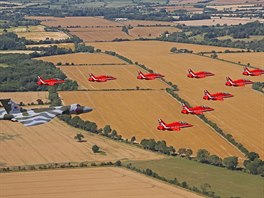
[0,99,92,127]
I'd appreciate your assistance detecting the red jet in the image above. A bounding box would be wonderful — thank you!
[137,71,164,80]
[243,67,264,76]
[225,77,253,87]
[203,90,233,101]
[37,76,65,86]
[88,73,116,82]
[187,69,215,78]
[157,119,193,131]
[181,103,214,115]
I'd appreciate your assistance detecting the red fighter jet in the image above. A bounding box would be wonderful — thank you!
[203,90,233,101]
[187,69,215,78]
[137,71,164,80]
[157,119,193,131]
[37,76,65,86]
[243,67,264,76]
[225,77,253,87]
[88,73,116,82]
[181,103,214,115]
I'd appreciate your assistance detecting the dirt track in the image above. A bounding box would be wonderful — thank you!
[0,167,203,198]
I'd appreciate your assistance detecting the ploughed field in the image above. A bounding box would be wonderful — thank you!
[60,91,244,159]
[0,118,162,167]
[92,41,264,158]
[0,167,203,198]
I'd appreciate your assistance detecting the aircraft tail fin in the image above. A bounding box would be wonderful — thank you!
[188,69,195,76]
[226,76,233,84]
[244,67,250,74]
[37,76,45,84]
[204,90,211,97]
[138,71,145,78]
[158,119,166,126]
[0,99,22,114]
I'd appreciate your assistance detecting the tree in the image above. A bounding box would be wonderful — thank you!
[185,149,193,158]
[103,125,112,136]
[247,152,260,161]
[223,156,238,170]
[92,145,100,153]
[115,160,122,166]
[170,47,177,53]
[131,136,136,143]
[208,155,222,166]
[74,133,84,142]
[197,149,210,163]
[178,148,187,156]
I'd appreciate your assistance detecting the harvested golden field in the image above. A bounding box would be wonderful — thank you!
[129,26,180,38]
[69,27,131,42]
[17,31,69,41]
[0,50,36,54]
[207,4,262,11]
[0,167,203,198]
[0,92,49,105]
[211,0,264,5]
[92,40,240,54]
[176,17,263,26]
[26,16,121,27]
[58,65,167,90]
[11,25,45,33]
[60,91,244,159]
[26,43,75,50]
[36,53,126,65]
[92,41,264,158]
[117,20,175,27]
[0,119,162,167]
[217,52,264,68]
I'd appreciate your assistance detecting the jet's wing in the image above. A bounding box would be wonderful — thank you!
[14,109,64,127]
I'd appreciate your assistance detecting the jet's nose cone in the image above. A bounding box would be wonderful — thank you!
[83,107,93,113]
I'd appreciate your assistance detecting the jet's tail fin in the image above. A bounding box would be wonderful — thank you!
[37,76,45,84]
[226,76,233,84]
[89,73,96,80]
[0,99,22,114]
[158,119,166,126]
[244,67,250,74]
[138,71,145,78]
[204,90,211,97]
[188,69,195,76]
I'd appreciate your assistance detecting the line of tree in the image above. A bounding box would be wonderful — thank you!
[105,50,133,64]
[0,54,78,91]
[252,82,264,93]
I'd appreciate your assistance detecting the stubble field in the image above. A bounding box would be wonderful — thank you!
[92,41,264,158]
[0,92,49,105]
[0,167,203,198]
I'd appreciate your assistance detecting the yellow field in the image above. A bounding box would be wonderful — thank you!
[69,27,132,42]
[0,50,36,54]
[117,20,175,26]
[211,0,264,4]
[26,43,75,50]
[36,53,126,65]
[0,92,49,105]
[0,167,202,198]
[217,52,264,68]
[129,26,180,38]
[26,16,121,27]
[17,31,69,41]
[0,118,162,167]
[60,91,244,159]
[11,25,45,33]
[91,41,264,158]
[58,65,167,90]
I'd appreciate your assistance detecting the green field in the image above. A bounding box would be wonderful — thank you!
[126,158,264,198]
[217,35,264,42]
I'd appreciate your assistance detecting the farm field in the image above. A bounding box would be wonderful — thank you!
[0,167,203,198]
[26,16,121,27]
[0,118,162,167]
[217,52,264,68]
[217,35,264,42]
[128,158,264,198]
[0,50,36,54]
[58,65,167,90]
[176,17,264,26]
[211,0,264,4]
[129,26,180,38]
[17,31,69,41]
[0,92,49,105]
[60,91,244,159]
[156,5,203,12]
[117,20,175,27]
[26,43,75,50]
[68,27,131,42]
[207,4,262,11]
[92,41,264,158]
[36,53,126,65]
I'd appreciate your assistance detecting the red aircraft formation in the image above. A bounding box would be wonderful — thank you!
[203,90,233,101]
[243,66,264,76]
[88,73,116,82]
[137,71,164,80]
[225,76,253,87]
[157,119,193,131]
[181,103,214,115]
[37,76,65,86]
[187,69,215,78]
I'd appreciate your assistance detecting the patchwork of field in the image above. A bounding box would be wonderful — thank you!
[129,26,180,38]
[59,65,167,90]
[0,92,49,105]
[91,41,264,158]
[17,31,69,41]
[0,167,203,198]
[117,20,175,27]
[176,17,263,26]
[36,53,126,65]
[0,118,162,167]
[26,43,75,50]
[68,27,132,42]
[60,91,244,159]
[217,52,264,68]
[27,16,121,27]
